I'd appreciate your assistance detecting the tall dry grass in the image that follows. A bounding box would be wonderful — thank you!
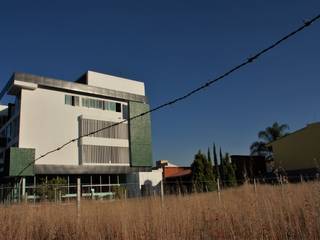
[0,182,319,240]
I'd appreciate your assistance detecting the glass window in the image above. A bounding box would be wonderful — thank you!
[103,101,108,110]
[89,99,95,108]
[116,103,121,112]
[122,105,128,119]
[82,98,87,107]
[65,95,72,105]
[109,102,116,111]
[72,96,80,106]
[97,100,104,110]
[65,95,79,106]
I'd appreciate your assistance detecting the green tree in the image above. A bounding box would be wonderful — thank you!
[250,122,289,159]
[37,177,67,201]
[191,150,216,192]
[221,153,237,187]
[213,143,220,181]
[207,148,212,165]
[219,147,223,165]
[219,147,225,186]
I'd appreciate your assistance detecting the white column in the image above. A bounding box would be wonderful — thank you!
[22,177,26,198]
[77,177,81,208]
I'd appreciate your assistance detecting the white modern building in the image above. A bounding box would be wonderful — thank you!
[0,71,152,198]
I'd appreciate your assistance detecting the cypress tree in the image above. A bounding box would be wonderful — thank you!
[213,143,220,181]
[207,148,212,165]
[219,147,225,186]
[203,157,216,191]
[219,147,223,166]
[191,151,205,192]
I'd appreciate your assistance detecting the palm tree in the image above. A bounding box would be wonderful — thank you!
[250,141,269,156]
[250,122,289,157]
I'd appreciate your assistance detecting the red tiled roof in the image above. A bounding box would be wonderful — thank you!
[165,169,192,178]
[164,167,192,178]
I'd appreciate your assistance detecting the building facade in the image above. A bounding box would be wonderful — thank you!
[267,122,320,177]
[0,71,152,199]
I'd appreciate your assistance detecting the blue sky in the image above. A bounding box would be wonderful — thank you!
[0,1,319,166]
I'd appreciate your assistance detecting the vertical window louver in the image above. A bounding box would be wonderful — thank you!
[80,145,129,164]
[80,118,128,139]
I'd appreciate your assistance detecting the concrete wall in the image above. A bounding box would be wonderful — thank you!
[126,168,163,197]
[270,123,320,171]
[138,168,163,188]
[87,71,145,96]
[18,87,128,166]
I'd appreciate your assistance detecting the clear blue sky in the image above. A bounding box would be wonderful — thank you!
[0,1,319,166]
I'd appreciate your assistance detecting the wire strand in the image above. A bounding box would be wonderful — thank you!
[17,13,320,176]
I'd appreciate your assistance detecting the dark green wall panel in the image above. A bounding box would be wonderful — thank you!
[9,147,35,176]
[129,102,152,167]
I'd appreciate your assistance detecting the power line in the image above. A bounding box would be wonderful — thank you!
[17,13,320,176]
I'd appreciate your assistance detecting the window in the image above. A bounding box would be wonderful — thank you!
[116,103,121,112]
[79,97,122,112]
[65,95,79,106]
[103,101,109,110]
[82,98,89,108]
[122,105,128,119]
[65,95,72,105]
[109,102,116,111]
[72,96,79,106]
[89,98,95,108]
[97,100,104,110]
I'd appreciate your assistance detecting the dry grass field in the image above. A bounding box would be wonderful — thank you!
[0,182,319,240]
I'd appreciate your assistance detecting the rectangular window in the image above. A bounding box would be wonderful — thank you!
[122,105,128,119]
[65,95,72,105]
[65,95,79,106]
[116,103,121,113]
[79,97,122,112]
[103,101,109,110]
[72,96,79,106]
[109,102,116,111]
[89,99,95,108]
[82,98,88,107]
[97,100,104,110]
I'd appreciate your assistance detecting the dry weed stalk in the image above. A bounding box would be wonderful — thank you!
[0,182,319,240]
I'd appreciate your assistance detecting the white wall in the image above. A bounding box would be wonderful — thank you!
[126,169,163,197]
[87,71,145,96]
[19,87,128,166]
[0,105,8,114]
[138,168,163,188]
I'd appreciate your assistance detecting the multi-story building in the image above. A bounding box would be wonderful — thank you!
[0,71,152,198]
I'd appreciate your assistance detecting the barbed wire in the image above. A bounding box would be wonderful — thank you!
[16,13,320,176]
